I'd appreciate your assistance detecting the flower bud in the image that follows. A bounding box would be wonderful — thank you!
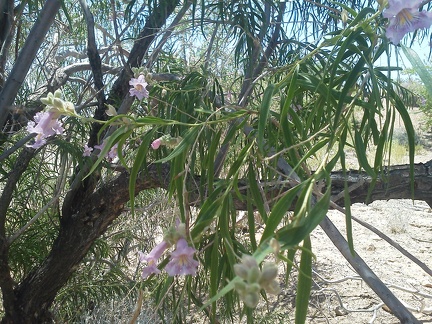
[247,283,261,294]
[40,97,51,106]
[234,263,248,280]
[54,89,62,98]
[234,280,247,293]
[241,255,258,269]
[243,292,259,308]
[247,266,261,283]
[270,238,280,256]
[341,9,348,26]
[64,102,76,114]
[105,104,117,116]
[260,263,278,284]
[53,98,66,111]
[263,279,281,295]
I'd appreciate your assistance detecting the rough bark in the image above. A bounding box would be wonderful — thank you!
[329,161,432,207]
[0,149,36,323]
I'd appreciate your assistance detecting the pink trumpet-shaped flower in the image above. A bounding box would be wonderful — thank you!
[384,0,432,44]
[139,241,169,279]
[94,141,119,162]
[165,238,199,276]
[129,75,149,100]
[26,111,64,149]
[151,138,162,150]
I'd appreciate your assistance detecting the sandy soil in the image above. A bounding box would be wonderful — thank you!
[305,199,432,323]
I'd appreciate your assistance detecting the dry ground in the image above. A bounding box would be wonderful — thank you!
[304,199,432,323]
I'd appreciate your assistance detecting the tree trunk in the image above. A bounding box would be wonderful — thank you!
[1,166,169,323]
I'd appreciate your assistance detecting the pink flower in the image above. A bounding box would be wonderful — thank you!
[26,111,64,149]
[83,144,93,157]
[151,138,162,150]
[93,142,105,154]
[139,241,169,279]
[107,143,118,161]
[94,141,118,162]
[129,75,149,100]
[165,238,199,276]
[384,0,432,44]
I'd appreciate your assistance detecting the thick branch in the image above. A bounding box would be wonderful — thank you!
[329,162,432,207]
[5,153,431,322]
[79,0,107,147]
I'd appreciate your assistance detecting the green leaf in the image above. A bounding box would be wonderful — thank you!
[354,128,375,176]
[278,180,330,247]
[191,186,225,238]
[129,129,156,215]
[258,84,275,154]
[402,46,432,99]
[209,232,219,322]
[295,236,312,324]
[260,184,302,245]
[247,164,267,223]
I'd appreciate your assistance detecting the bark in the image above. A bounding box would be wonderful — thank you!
[329,161,432,207]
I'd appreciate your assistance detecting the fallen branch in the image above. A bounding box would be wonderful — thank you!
[319,215,421,323]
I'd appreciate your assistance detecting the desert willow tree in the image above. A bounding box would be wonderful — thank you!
[0,0,431,322]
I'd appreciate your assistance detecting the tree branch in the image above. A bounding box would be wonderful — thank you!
[79,0,107,147]
[319,216,421,323]
[0,0,62,130]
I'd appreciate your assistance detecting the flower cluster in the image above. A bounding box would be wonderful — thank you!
[138,223,199,278]
[26,90,76,149]
[384,0,432,44]
[233,255,280,308]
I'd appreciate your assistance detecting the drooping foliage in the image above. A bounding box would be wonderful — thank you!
[0,0,430,323]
